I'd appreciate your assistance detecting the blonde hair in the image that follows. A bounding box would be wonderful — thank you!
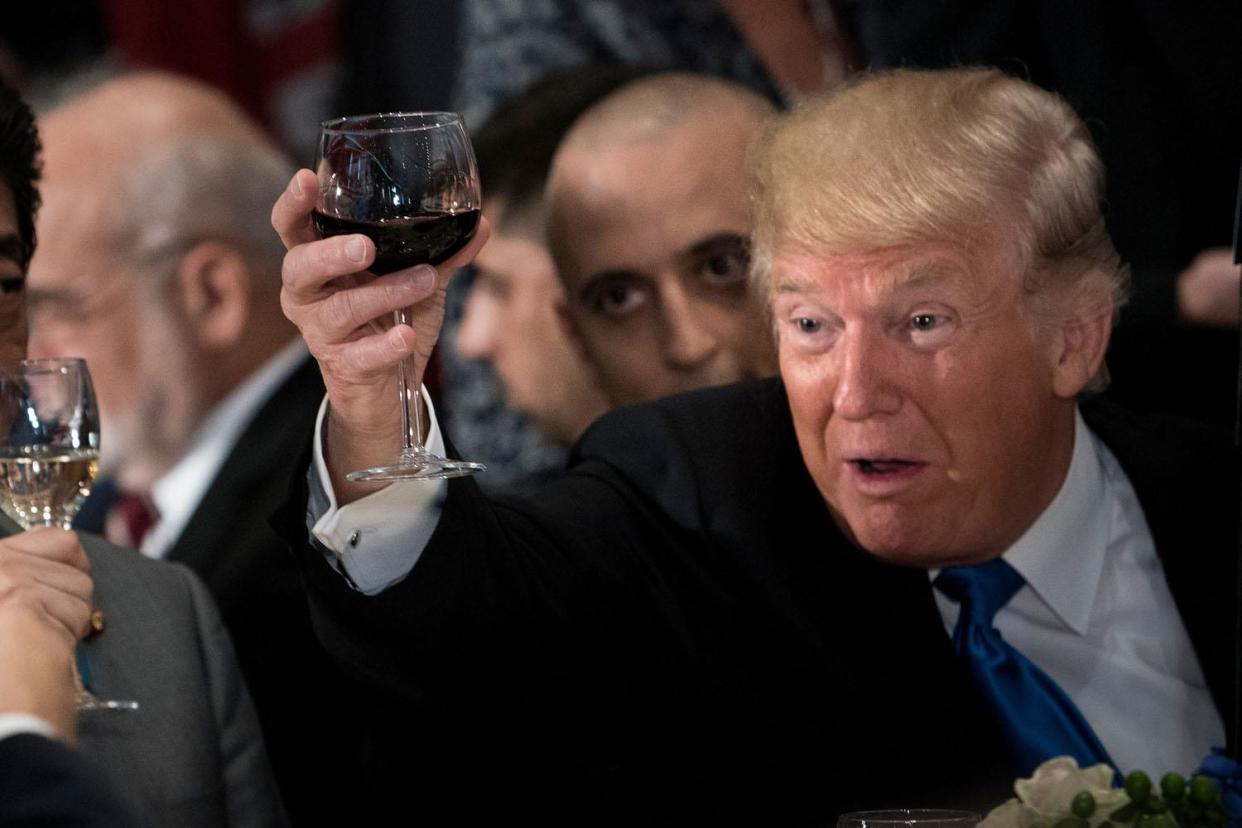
[749,68,1128,387]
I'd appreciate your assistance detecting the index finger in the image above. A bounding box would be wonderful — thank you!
[0,529,89,572]
[271,169,320,251]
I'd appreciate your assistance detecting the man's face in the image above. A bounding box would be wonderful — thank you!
[771,239,1077,567]
[458,208,608,444]
[0,184,28,374]
[554,116,775,406]
[26,179,198,484]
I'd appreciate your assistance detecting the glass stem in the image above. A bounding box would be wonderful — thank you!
[394,308,423,455]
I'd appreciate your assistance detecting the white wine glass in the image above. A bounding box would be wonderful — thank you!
[0,358,138,712]
[313,111,486,481]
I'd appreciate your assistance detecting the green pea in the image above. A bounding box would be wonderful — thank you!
[1073,792,1098,819]
[1161,773,1186,801]
[1189,776,1219,807]
[1127,772,1153,805]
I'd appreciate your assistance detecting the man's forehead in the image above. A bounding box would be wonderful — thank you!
[772,246,982,295]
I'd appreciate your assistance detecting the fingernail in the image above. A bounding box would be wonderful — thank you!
[410,265,436,291]
[291,174,305,198]
[345,237,366,262]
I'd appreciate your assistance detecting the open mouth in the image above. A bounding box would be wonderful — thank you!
[849,458,925,476]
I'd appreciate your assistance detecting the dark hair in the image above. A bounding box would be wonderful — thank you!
[472,65,654,219]
[0,80,41,268]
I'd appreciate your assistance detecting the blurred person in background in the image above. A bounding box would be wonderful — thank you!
[454,0,852,124]
[442,0,854,487]
[0,75,282,828]
[455,67,648,456]
[545,72,777,406]
[25,71,363,824]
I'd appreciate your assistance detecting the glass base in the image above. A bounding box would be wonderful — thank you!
[78,691,140,712]
[346,456,487,482]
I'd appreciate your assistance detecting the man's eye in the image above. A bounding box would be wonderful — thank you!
[796,317,822,334]
[698,248,749,286]
[906,311,957,347]
[589,281,646,316]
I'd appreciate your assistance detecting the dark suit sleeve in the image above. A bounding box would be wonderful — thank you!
[0,733,141,827]
[277,382,780,712]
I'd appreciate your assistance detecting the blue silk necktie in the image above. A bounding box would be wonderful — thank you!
[935,558,1115,776]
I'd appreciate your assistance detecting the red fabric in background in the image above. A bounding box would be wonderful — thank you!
[100,0,341,153]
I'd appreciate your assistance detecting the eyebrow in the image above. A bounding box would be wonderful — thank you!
[891,262,962,291]
[686,232,747,259]
[576,267,641,303]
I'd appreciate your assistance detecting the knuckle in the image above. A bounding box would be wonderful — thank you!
[281,251,303,289]
[325,290,360,334]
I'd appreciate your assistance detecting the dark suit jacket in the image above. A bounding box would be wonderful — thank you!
[158,356,371,825]
[0,734,141,828]
[283,378,1238,825]
[0,516,286,827]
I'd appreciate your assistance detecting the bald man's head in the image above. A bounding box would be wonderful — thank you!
[544,72,778,407]
[37,71,288,267]
[553,72,774,154]
[26,72,295,485]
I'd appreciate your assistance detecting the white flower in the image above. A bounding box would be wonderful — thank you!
[979,757,1129,828]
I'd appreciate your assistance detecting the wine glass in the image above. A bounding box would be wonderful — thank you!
[313,111,487,481]
[838,809,981,828]
[0,358,138,712]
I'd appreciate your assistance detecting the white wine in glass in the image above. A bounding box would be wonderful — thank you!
[0,358,137,712]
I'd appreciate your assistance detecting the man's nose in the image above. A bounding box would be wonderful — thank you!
[831,327,902,420]
[24,324,56,362]
[455,292,498,360]
[659,283,718,370]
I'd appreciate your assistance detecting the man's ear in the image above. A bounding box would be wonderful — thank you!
[175,242,251,350]
[1050,299,1113,399]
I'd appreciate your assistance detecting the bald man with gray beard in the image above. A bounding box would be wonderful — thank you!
[27,71,368,824]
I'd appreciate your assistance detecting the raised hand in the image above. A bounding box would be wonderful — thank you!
[272,169,489,500]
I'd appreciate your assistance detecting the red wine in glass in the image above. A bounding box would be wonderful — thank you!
[311,209,481,274]
[314,110,486,480]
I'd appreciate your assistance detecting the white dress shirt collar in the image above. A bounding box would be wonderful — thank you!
[142,339,309,558]
[1001,409,1111,635]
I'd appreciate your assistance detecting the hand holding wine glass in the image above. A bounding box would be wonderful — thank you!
[0,528,92,741]
[272,116,490,499]
[0,358,137,712]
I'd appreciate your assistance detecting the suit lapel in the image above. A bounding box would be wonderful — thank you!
[165,358,323,578]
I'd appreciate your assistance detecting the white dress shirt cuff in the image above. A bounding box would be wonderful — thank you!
[0,713,57,742]
[308,387,447,595]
